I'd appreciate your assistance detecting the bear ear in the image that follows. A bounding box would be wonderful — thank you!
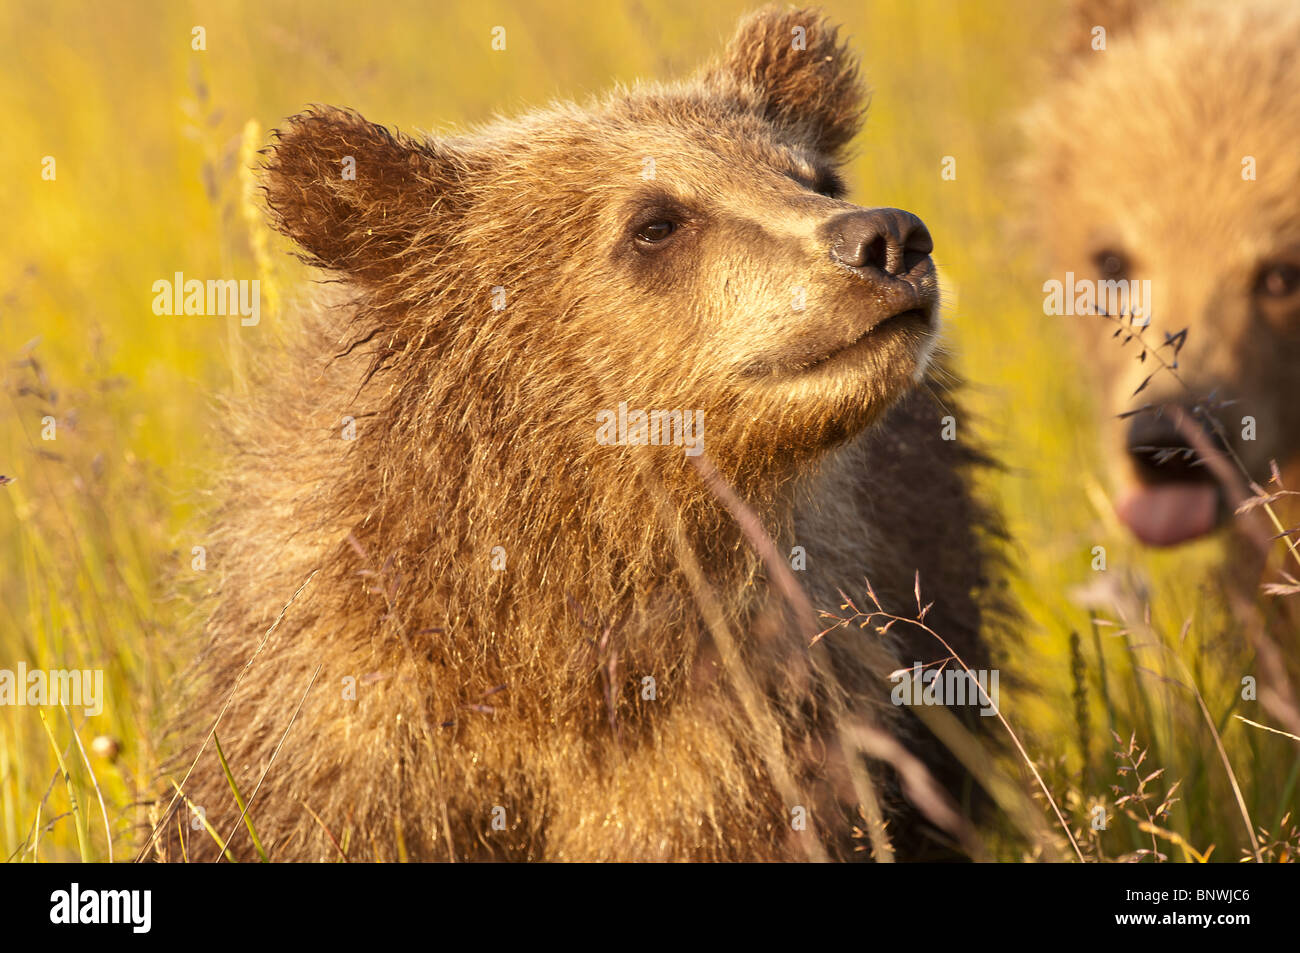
[700,7,868,157]
[261,107,469,285]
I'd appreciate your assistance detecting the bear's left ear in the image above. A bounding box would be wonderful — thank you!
[700,7,868,157]
[261,106,473,287]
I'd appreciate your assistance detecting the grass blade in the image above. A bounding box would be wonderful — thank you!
[213,733,268,862]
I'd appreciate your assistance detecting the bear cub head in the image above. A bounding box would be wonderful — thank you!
[1028,0,1300,546]
[261,7,939,481]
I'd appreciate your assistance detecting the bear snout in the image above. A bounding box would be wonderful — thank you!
[825,207,934,278]
[1116,405,1229,546]
[1125,406,1225,486]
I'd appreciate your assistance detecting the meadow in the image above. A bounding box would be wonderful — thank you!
[2,0,1295,861]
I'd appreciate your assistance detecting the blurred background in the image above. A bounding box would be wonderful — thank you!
[2,0,1294,861]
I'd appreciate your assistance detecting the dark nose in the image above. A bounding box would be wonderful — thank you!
[826,208,933,276]
[1126,406,1225,484]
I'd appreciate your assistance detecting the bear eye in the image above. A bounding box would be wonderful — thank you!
[635,220,677,245]
[1093,248,1129,280]
[786,168,845,199]
[1255,262,1300,299]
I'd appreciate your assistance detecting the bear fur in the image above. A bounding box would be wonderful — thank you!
[152,6,1000,862]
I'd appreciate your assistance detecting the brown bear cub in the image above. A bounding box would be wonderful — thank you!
[1027,0,1300,549]
[152,7,999,861]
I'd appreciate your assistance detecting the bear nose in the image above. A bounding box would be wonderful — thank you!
[826,208,933,276]
[1126,406,1226,484]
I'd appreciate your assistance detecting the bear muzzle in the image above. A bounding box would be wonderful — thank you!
[1116,404,1229,546]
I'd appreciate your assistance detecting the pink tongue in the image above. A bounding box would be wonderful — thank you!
[1115,483,1219,546]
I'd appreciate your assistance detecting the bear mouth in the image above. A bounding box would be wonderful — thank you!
[1114,412,1230,546]
[738,304,935,382]
[799,308,932,372]
[1115,477,1223,547]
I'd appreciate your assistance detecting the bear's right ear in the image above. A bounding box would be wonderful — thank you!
[262,107,469,285]
[700,7,868,158]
